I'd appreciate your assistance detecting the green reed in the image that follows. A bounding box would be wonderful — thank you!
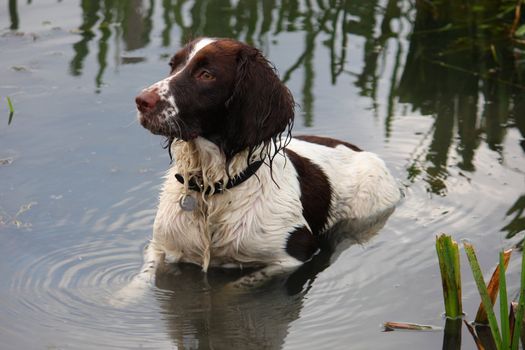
[435,234,525,349]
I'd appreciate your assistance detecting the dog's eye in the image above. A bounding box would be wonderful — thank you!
[197,70,215,81]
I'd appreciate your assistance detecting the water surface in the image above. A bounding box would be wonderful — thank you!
[1,1,524,349]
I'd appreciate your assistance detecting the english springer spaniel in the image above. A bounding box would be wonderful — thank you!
[132,37,400,289]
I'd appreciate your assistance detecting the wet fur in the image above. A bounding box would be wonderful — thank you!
[115,38,401,303]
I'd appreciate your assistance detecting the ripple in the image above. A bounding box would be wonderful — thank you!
[2,234,172,349]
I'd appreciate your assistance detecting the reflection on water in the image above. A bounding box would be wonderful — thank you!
[8,0,19,30]
[504,195,525,245]
[10,0,523,190]
[154,213,387,350]
[2,0,525,349]
[399,0,525,196]
[154,263,309,349]
[69,0,155,91]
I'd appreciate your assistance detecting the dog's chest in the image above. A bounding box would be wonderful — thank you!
[154,184,293,267]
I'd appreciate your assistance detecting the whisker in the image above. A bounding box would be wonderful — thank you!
[124,118,139,128]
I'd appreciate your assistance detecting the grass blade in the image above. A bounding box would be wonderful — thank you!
[6,97,14,113]
[511,246,525,350]
[464,242,502,349]
[500,251,510,349]
[475,249,512,323]
[436,234,462,318]
[7,97,14,125]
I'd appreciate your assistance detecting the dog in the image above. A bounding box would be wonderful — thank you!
[132,37,400,290]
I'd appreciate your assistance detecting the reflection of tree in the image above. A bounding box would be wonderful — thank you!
[12,0,524,190]
[64,0,410,127]
[9,0,19,30]
[69,0,154,83]
[503,195,525,246]
[397,0,524,195]
[60,0,524,203]
[95,0,113,92]
[70,1,100,76]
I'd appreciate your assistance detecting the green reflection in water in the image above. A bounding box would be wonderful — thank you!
[504,195,525,246]
[399,0,525,197]
[8,0,525,232]
[47,0,525,205]
[8,0,19,30]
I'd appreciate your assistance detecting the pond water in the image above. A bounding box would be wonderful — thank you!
[1,1,524,349]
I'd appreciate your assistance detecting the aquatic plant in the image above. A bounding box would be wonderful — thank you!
[439,236,525,350]
[6,97,14,125]
[435,234,462,319]
[464,243,504,349]
[387,235,525,349]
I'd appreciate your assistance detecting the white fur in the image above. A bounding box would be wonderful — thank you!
[147,137,400,272]
[112,136,400,304]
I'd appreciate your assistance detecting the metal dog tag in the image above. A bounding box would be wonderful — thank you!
[179,194,197,211]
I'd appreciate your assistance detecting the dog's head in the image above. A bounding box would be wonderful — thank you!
[136,38,294,160]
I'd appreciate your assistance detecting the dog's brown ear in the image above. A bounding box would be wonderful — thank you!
[223,45,294,160]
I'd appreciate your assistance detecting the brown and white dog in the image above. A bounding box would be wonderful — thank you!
[131,37,400,290]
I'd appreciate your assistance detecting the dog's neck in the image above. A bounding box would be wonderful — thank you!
[170,137,265,193]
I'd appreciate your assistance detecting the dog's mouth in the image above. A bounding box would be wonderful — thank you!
[137,109,199,141]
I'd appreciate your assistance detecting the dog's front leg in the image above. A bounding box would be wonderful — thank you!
[139,241,166,280]
[225,259,301,292]
[110,241,165,307]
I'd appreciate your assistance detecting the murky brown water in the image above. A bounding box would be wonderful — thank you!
[1,1,524,349]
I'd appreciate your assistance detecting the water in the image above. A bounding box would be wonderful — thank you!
[0,1,524,349]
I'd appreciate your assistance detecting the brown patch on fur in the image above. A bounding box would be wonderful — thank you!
[295,135,362,152]
[221,40,294,160]
[285,149,332,235]
[163,38,294,161]
[286,225,319,262]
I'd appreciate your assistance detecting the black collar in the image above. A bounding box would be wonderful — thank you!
[174,160,264,195]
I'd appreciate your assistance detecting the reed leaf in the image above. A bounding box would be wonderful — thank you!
[436,234,462,318]
[500,251,510,349]
[464,242,502,349]
[475,250,512,323]
[511,246,525,350]
[6,96,14,113]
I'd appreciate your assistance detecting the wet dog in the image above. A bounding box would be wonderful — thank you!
[130,37,400,292]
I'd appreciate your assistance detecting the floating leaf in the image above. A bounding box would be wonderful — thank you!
[383,321,442,332]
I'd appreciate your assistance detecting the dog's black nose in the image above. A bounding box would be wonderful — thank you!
[135,90,160,113]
